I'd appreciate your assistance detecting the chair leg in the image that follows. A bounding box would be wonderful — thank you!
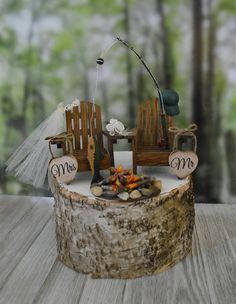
[131,137,137,174]
[107,138,115,167]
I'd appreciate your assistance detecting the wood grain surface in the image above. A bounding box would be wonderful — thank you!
[0,195,235,304]
[63,101,110,172]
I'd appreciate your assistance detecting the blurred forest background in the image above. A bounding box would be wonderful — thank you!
[0,0,236,203]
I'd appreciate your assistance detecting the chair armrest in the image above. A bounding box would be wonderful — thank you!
[45,132,73,152]
[102,130,110,137]
[127,128,137,137]
[102,129,137,138]
[45,132,73,142]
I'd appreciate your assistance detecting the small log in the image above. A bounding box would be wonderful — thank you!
[110,167,132,175]
[119,175,127,185]
[127,177,155,190]
[101,185,113,191]
[140,187,152,197]
[97,176,114,185]
[90,186,103,197]
[102,191,118,199]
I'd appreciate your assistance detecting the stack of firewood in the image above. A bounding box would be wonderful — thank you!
[91,165,162,201]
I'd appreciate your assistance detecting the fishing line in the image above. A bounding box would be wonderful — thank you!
[90,38,118,135]
[91,37,166,115]
[91,38,118,105]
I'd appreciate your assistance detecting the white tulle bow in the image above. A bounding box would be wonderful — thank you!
[6,99,80,189]
[106,119,125,136]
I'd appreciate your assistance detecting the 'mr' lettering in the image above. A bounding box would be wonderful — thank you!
[170,157,194,170]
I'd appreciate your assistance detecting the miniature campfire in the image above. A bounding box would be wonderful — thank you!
[90,165,162,201]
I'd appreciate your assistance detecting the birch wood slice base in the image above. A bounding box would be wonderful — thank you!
[52,167,195,279]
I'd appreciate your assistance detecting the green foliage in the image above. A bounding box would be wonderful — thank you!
[219,0,236,12]
[0,0,26,13]
[0,27,17,49]
[225,90,236,130]
[53,32,75,58]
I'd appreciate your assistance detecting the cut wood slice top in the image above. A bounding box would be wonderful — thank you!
[60,151,189,200]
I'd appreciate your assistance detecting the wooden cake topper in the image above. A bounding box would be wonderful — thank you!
[87,97,105,184]
[168,124,198,179]
[48,135,78,183]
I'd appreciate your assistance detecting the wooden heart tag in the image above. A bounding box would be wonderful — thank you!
[169,151,198,179]
[168,124,198,179]
[49,155,78,183]
[48,137,78,183]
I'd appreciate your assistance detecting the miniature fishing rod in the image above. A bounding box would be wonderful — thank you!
[94,37,179,147]
[116,37,164,112]
[116,37,169,147]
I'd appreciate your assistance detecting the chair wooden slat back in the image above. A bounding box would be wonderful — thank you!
[65,101,104,152]
[95,105,103,148]
[137,98,173,149]
[73,106,80,150]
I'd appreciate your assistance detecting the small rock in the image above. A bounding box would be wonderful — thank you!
[118,192,130,201]
[140,187,152,197]
[90,186,103,197]
[153,180,162,191]
[149,185,161,195]
[130,189,142,199]
[149,180,162,195]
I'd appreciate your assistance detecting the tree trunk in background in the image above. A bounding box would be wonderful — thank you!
[21,2,37,138]
[32,89,46,127]
[123,0,135,128]
[192,0,208,202]
[203,1,222,203]
[136,65,144,103]
[192,0,223,203]
[80,46,90,100]
[136,41,146,103]
[156,0,173,88]
[0,164,7,193]
[21,51,32,137]
[83,71,90,100]
[34,44,46,126]
[225,131,236,195]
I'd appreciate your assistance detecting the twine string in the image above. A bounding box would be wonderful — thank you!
[169,124,198,152]
[48,133,73,159]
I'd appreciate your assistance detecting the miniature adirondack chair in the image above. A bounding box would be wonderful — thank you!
[55,101,111,172]
[132,98,174,174]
